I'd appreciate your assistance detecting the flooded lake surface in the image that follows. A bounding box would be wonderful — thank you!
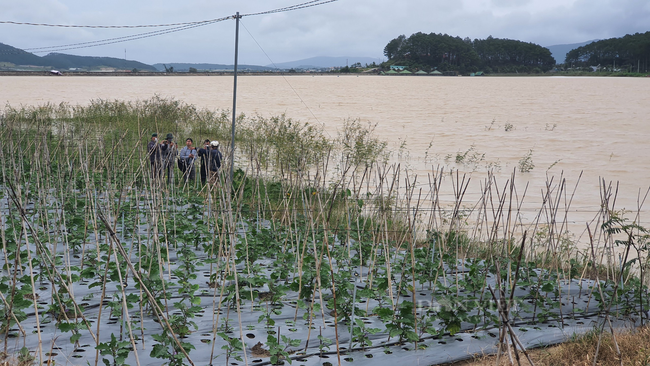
[2,75,649,241]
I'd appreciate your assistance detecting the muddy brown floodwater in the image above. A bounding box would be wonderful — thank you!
[2,75,649,244]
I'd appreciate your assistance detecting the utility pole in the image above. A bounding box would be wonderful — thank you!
[225,16,247,366]
[230,12,241,188]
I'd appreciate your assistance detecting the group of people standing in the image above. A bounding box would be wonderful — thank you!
[147,133,223,186]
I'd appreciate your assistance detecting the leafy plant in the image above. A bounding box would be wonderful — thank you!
[218,332,244,365]
[383,301,419,344]
[96,333,131,366]
[150,326,195,366]
[318,334,332,356]
[351,318,382,350]
[266,332,300,365]
[17,346,36,366]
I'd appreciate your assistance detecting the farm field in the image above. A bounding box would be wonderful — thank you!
[0,98,648,366]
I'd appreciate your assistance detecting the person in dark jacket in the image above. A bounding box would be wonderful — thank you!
[208,140,222,185]
[147,133,162,181]
[197,139,211,185]
[160,133,178,185]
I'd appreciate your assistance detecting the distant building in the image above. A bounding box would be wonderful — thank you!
[390,65,406,71]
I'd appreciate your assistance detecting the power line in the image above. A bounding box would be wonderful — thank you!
[0,0,338,29]
[242,0,339,17]
[239,19,331,138]
[0,0,338,54]
[0,18,223,29]
[24,17,230,54]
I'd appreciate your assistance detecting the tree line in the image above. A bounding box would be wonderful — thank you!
[383,33,555,74]
[565,32,650,72]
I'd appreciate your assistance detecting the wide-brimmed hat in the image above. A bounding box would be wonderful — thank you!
[166,133,174,141]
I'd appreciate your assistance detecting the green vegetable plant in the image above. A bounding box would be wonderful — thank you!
[96,333,132,366]
[17,346,36,365]
[266,331,301,365]
[317,333,332,357]
[105,293,139,340]
[217,332,244,365]
[150,326,195,366]
[351,318,381,350]
[382,301,419,344]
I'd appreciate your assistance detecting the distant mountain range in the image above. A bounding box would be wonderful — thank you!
[267,56,382,69]
[0,43,157,71]
[152,57,382,72]
[0,42,378,72]
[152,63,275,72]
[0,41,598,72]
[546,40,598,64]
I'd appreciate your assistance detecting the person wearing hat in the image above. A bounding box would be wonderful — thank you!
[197,139,211,185]
[147,133,163,181]
[160,133,178,185]
[208,140,222,185]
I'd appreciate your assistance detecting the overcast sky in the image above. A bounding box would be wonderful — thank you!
[1,0,649,66]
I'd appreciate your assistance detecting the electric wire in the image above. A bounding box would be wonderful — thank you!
[0,0,337,28]
[0,20,225,56]
[0,0,339,54]
[0,18,224,29]
[241,0,338,17]
[239,19,332,138]
[22,17,231,53]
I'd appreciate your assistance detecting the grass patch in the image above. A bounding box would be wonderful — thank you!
[447,326,650,366]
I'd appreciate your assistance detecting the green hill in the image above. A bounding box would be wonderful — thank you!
[0,42,157,71]
[383,33,555,74]
[42,53,157,71]
[0,43,52,67]
[565,32,650,70]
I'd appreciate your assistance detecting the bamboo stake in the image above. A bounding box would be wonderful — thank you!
[97,212,195,366]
